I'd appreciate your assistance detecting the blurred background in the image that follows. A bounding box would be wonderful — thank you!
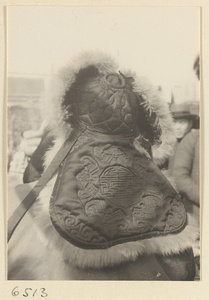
[7,6,200,185]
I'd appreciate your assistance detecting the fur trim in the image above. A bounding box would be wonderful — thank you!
[45,51,175,165]
[45,51,118,139]
[132,74,176,165]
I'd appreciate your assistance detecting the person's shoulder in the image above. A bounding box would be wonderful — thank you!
[184,129,199,141]
[180,130,199,148]
[189,129,199,142]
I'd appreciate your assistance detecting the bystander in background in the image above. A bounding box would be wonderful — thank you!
[168,103,199,176]
[171,56,200,278]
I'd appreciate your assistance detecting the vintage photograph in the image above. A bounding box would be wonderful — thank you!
[7,6,200,281]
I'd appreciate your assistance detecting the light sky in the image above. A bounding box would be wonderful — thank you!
[7,6,200,102]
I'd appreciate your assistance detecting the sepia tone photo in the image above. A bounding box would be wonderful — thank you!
[6,6,200,282]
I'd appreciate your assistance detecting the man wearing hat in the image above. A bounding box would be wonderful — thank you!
[168,103,199,174]
[169,101,200,279]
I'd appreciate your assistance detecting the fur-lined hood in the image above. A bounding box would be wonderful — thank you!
[45,51,176,166]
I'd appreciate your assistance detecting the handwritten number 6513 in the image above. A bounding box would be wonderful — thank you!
[11,287,48,297]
